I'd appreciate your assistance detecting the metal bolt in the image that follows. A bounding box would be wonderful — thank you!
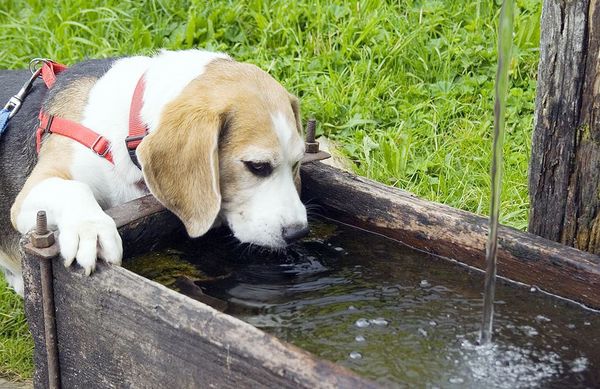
[306,118,316,143]
[36,210,48,234]
[31,210,55,249]
[305,118,320,153]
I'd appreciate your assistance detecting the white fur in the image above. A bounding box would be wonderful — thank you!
[15,177,122,275]
[10,49,304,293]
[223,111,307,247]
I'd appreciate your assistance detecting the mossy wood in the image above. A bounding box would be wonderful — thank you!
[529,0,600,254]
[21,162,600,388]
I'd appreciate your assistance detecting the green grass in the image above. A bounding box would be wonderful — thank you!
[0,274,34,381]
[0,0,541,380]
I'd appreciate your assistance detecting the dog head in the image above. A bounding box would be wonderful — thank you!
[137,58,308,248]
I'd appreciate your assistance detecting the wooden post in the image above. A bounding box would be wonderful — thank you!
[528,0,600,254]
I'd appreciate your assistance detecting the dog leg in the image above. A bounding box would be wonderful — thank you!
[0,243,23,295]
[2,269,24,296]
[12,176,122,275]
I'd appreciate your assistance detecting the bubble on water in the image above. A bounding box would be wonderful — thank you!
[348,305,357,311]
[355,335,366,342]
[519,325,539,337]
[535,315,551,323]
[530,286,537,292]
[333,246,344,252]
[584,321,591,326]
[571,357,588,373]
[355,318,370,328]
[418,328,428,337]
[420,280,431,287]
[460,339,563,388]
[567,323,576,330]
[429,320,437,326]
[449,377,464,384]
[349,351,362,360]
[369,318,389,326]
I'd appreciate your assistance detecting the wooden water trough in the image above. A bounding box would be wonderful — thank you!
[21,162,600,388]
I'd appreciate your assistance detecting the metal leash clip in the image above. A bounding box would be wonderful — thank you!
[2,59,47,119]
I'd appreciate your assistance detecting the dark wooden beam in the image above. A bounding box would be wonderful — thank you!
[302,163,600,309]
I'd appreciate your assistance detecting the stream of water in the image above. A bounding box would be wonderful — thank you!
[480,0,515,345]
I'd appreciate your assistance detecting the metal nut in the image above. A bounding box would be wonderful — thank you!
[305,141,320,153]
[31,230,55,249]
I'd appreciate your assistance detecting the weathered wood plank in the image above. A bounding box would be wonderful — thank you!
[105,195,184,257]
[22,161,600,389]
[529,0,600,253]
[22,251,377,389]
[301,163,600,308]
[26,253,375,388]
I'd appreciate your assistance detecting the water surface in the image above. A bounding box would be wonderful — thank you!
[127,220,600,388]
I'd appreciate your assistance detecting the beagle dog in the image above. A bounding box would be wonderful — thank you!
[0,49,309,296]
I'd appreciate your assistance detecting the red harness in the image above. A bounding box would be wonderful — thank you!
[36,61,147,166]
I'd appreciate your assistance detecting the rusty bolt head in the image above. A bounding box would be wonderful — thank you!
[31,230,55,249]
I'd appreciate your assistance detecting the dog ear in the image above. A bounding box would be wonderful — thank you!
[289,93,303,135]
[137,100,222,238]
[289,93,303,192]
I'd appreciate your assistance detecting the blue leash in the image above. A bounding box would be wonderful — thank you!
[0,108,9,136]
[0,64,44,139]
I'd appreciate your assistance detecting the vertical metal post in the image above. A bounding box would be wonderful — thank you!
[24,211,61,389]
[39,259,60,389]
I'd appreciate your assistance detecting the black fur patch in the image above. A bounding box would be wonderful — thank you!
[0,58,115,252]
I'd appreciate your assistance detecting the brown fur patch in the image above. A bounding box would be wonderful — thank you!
[137,59,303,235]
[10,77,97,228]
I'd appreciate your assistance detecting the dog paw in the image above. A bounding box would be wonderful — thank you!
[58,212,122,275]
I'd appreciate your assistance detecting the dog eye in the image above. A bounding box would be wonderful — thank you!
[244,161,273,177]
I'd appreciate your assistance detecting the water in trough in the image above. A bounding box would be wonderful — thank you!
[127,219,600,388]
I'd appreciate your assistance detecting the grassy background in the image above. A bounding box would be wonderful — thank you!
[0,0,541,380]
[0,276,33,380]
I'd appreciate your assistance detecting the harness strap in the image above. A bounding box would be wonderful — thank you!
[35,60,147,167]
[40,61,68,89]
[126,75,148,168]
[36,112,113,163]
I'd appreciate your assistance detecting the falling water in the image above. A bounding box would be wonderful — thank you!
[480,0,514,345]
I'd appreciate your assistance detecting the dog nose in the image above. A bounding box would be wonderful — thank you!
[282,224,310,244]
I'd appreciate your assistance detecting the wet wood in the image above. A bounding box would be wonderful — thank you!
[302,163,600,309]
[22,191,377,389]
[529,0,600,254]
[21,161,600,389]
[105,195,184,257]
[21,249,377,389]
